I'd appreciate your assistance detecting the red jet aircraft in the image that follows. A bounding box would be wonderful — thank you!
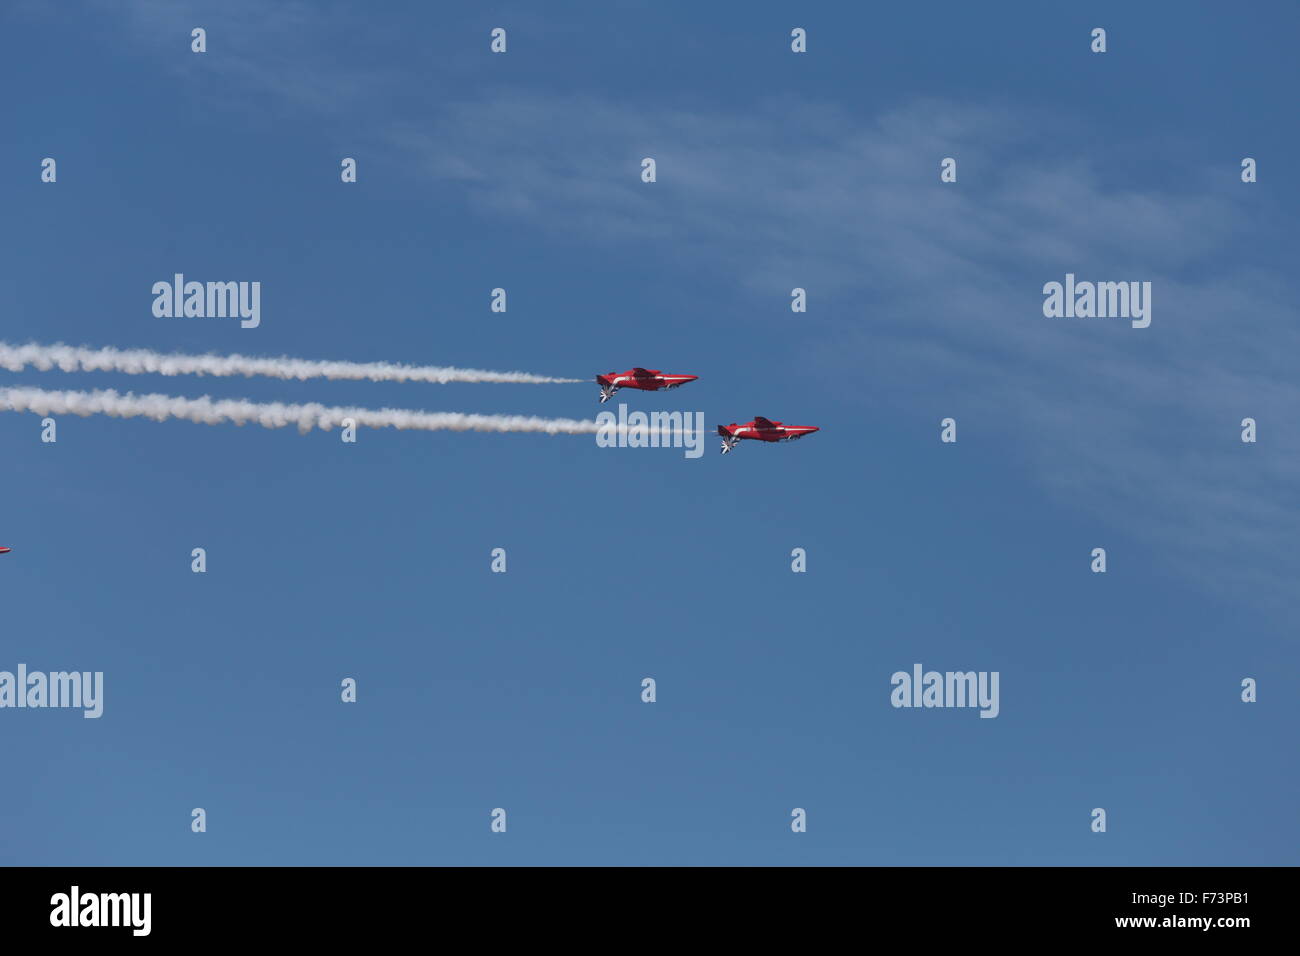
[0,547,11,554]
[596,368,698,404]
[718,417,820,454]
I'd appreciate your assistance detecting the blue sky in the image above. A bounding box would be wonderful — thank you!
[2,1,1296,865]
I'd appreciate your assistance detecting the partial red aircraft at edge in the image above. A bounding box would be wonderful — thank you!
[596,368,698,403]
[0,547,11,554]
[718,417,820,454]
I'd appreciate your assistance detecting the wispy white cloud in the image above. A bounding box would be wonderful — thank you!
[400,92,1297,607]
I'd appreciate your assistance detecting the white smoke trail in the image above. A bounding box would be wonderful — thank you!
[0,386,672,437]
[0,342,582,385]
[0,386,602,435]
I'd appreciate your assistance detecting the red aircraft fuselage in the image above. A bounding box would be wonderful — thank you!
[718,417,820,454]
[596,368,698,403]
[0,547,11,554]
